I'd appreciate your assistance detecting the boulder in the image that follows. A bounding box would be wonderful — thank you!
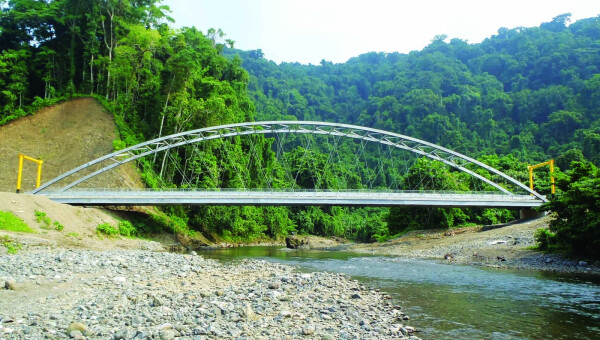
[285,235,309,249]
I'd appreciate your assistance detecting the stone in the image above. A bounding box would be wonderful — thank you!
[113,277,126,284]
[159,329,175,340]
[67,323,87,333]
[285,236,310,249]
[4,280,16,290]
[69,330,84,339]
[268,282,280,289]
[351,293,361,299]
[302,325,315,335]
[113,330,128,339]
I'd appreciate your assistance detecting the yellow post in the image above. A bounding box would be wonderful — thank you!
[15,153,44,193]
[16,154,24,193]
[527,159,555,195]
[36,162,43,188]
[528,166,534,191]
[549,159,555,195]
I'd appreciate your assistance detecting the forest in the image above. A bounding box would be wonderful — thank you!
[0,1,598,255]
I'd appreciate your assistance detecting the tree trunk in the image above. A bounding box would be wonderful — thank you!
[90,54,94,94]
[153,74,175,164]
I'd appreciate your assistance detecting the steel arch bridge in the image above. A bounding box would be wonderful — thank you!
[32,121,546,208]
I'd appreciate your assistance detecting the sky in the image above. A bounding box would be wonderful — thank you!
[164,0,600,65]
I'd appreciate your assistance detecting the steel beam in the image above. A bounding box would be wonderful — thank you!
[39,190,543,208]
[30,121,547,203]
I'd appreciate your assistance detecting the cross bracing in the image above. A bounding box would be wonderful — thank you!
[31,121,547,205]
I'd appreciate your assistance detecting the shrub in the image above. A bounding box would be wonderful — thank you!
[97,223,118,236]
[117,221,137,237]
[53,221,64,231]
[112,139,126,151]
[534,228,557,251]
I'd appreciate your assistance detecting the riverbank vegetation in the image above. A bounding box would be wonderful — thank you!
[0,1,598,251]
[538,161,600,259]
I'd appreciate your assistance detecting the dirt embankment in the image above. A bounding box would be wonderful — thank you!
[0,98,167,251]
[0,192,164,251]
[0,97,142,192]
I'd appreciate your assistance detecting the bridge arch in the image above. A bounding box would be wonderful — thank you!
[31,121,547,202]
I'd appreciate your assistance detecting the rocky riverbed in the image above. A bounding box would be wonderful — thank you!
[342,216,600,275]
[0,248,419,339]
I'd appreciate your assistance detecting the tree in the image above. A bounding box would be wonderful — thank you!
[542,161,600,259]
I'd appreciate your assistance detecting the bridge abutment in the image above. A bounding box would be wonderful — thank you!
[519,209,545,220]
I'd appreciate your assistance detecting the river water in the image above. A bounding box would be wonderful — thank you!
[197,246,600,339]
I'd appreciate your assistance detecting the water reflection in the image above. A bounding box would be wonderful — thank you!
[197,246,600,340]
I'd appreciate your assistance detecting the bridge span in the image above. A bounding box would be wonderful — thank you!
[30,121,549,208]
[38,189,544,208]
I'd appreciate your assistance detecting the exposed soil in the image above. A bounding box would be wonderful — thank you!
[0,192,165,252]
[0,98,165,251]
[0,97,142,193]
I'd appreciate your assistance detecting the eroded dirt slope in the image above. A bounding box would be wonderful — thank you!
[0,97,142,192]
[0,192,164,251]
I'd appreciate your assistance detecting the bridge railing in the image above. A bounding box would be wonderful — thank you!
[37,188,540,200]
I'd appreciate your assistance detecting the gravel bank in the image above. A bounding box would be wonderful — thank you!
[341,216,600,275]
[0,249,419,339]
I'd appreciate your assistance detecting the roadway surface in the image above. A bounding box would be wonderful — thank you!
[37,189,545,208]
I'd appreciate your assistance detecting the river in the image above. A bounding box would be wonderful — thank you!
[197,246,600,339]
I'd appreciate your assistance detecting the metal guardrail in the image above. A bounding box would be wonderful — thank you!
[38,188,543,208]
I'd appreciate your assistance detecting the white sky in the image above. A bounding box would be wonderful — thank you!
[164,0,600,65]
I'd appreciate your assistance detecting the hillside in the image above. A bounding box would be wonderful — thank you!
[0,98,143,192]
[234,15,600,167]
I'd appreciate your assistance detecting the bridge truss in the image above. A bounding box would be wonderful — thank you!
[31,121,547,206]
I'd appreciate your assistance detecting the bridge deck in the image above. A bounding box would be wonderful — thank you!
[38,190,544,208]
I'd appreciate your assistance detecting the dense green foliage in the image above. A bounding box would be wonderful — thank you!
[96,222,118,236]
[0,210,34,233]
[0,0,293,241]
[96,220,138,237]
[540,162,600,259]
[1,2,598,242]
[234,14,600,166]
[228,14,600,234]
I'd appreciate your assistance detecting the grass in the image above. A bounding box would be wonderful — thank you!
[34,210,51,229]
[53,221,64,231]
[66,232,80,238]
[1,235,22,254]
[0,210,35,233]
[34,210,65,231]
